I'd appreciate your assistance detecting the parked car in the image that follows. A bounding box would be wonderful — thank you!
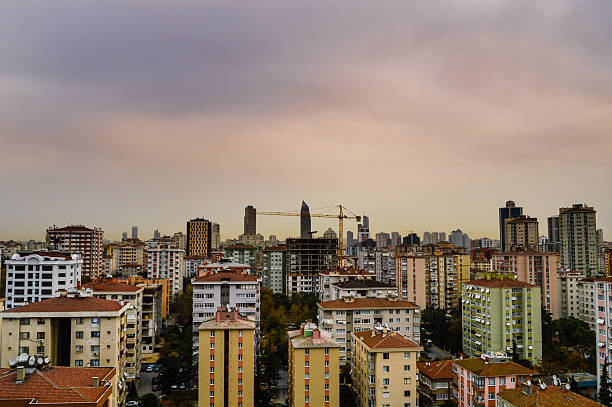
[179,383,186,391]
[126,401,140,407]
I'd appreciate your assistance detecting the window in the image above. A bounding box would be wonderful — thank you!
[383,378,390,385]
[305,385,310,391]
[210,331,215,337]
[404,352,410,359]
[37,318,45,325]
[210,379,214,385]
[76,317,84,324]
[210,355,215,361]
[36,346,44,354]
[37,332,45,339]
[91,331,100,338]
[210,343,215,349]
[500,377,506,385]
[75,360,83,366]
[383,366,389,372]
[305,349,310,355]
[90,359,100,366]
[19,332,30,339]
[210,367,215,373]
[488,378,495,385]
[325,372,329,378]
[76,331,84,339]
[404,390,411,397]
[20,318,30,325]
[238,343,243,349]
[383,353,389,359]
[76,345,83,353]
[305,361,309,367]
[488,393,495,400]
[325,348,329,355]
[404,365,410,371]
[19,347,29,354]
[238,330,243,337]
[305,373,310,379]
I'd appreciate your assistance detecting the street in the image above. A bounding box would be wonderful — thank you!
[272,368,288,404]
[136,372,158,396]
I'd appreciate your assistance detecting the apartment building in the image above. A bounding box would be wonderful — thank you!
[557,270,585,319]
[46,225,104,279]
[286,238,338,296]
[198,308,255,407]
[461,278,542,365]
[498,383,605,407]
[317,296,420,363]
[499,201,524,253]
[417,360,454,407]
[184,255,209,278]
[491,250,559,318]
[317,267,374,302]
[146,244,184,296]
[351,328,421,407]
[199,261,252,276]
[0,291,128,406]
[396,252,470,310]
[186,218,212,257]
[288,322,340,407]
[0,366,119,407]
[559,204,598,276]
[4,251,82,310]
[82,280,143,381]
[117,276,169,319]
[504,216,539,251]
[224,245,258,272]
[452,354,536,407]
[192,271,260,347]
[329,280,397,301]
[109,240,146,269]
[261,245,286,294]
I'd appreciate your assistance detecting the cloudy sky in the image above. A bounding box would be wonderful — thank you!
[1,0,611,241]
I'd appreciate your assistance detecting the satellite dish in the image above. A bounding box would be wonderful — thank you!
[565,383,571,390]
[527,379,531,385]
[44,357,50,364]
[539,383,546,390]
[28,356,35,365]
[8,358,16,367]
[18,353,28,362]
[37,358,43,365]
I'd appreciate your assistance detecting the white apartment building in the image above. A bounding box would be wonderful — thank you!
[261,246,285,294]
[330,280,397,301]
[82,280,144,381]
[557,270,585,319]
[146,244,185,296]
[191,271,260,347]
[4,251,82,310]
[184,255,209,278]
[317,267,374,302]
[375,249,396,285]
[317,296,421,363]
[577,278,598,330]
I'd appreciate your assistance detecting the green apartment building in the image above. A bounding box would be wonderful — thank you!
[462,278,542,365]
[224,244,258,273]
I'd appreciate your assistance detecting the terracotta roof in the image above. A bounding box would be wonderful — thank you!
[289,329,340,349]
[498,385,604,407]
[194,271,259,283]
[198,314,256,330]
[333,280,396,289]
[0,366,115,403]
[417,360,454,379]
[320,267,369,275]
[464,278,536,288]
[262,245,286,251]
[5,296,124,313]
[318,297,419,310]
[13,251,74,260]
[453,358,536,377]
[225,244,256,249]
[353,329,421,350]
[81,281,142,293]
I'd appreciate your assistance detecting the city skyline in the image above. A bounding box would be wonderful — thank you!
[2,0,611,240]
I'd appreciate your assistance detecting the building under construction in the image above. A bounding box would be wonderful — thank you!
[285,238,338,296]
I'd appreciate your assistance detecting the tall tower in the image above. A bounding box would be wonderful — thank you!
[357,216,370,242]
[300,201,311,239]
[186,218,212,256]
[131,226,138,240]
[244,206,256,235]
[559,204,597,275]
[499,200,523,252]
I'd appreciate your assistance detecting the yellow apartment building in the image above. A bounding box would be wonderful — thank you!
[288,322,340,407]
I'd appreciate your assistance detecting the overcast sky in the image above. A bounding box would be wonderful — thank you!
[1,0,611,241]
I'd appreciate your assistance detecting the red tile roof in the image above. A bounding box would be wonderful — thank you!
[353,329,421,350]
[417,360,454,379]
[47,225,97,233]
[498,385,604,407]
[5,296,124,313]
[454,358,536,377]
[225,244,256,249]
[194,271,259,283]
[465,278,536,288]
[81,281,142,293]
[0,367,115,403]
[318,297,419,310]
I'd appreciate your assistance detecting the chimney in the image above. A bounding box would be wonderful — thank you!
[92,376,99,387]
[16,366,25,383]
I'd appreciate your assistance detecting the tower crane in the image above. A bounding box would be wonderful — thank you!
[256,205,361,262]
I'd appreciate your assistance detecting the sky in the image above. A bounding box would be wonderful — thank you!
[1,0,611,242]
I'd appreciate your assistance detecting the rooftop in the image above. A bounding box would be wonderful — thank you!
[5,295,125,314]
[318,297,419,310]
[353,329,421,350]
[11,251,76,261]
[464,278,536,288]
[47,225,99,233]
[453,358,536,377]
[289,327,340,349]
[417,360,454,379]
[0,366,115,404]
[333,280,396,289]
[498,385,604,407]
[225,244,256,250]
[320,267,370,276]
[81,280,143,293]
[198,309,256,330]
[194,271,259,283]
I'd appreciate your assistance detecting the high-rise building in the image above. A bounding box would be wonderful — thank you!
[391,232,402,248]
[244,205,256,235]
[153,229,160,239]
[357,216,370,242]
[323,228,338,239]
[288,322,340,407]
[109,240,146,270]
[548,216,560,251]
[261,245,286,294]
[46,225,104,280]
[461,278,542,365]
[211,223,221,249]
[559,204,598,275]
[186,218,212,257]
[403,233,421,245]
[375,232,391,248]
[192,270,260,347]
[449,229,470,249]
[173,231,186,250]
[499,201,524,254]
[346,231,355,254]
[286,238,338,295]
[557,270,585,319]
[122,232,128,242]
[0,290,129,406]
[423,231,432,245]
[198,308,255,407]
[131,226,138,240]
[146,244,185,296]
[492,250,560,318]
[224,245,258,272]
[504,215,539,251]
[317,296,421,364]
[300,201,311,239]
[583,277,612,394]
[351,328,421,407]
[4,251,82,309]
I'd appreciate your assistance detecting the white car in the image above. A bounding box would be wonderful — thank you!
[126,401,139,407]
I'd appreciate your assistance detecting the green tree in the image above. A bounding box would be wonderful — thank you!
[127,381,138,399]
[600,360,612,406]
[141,393,159,407]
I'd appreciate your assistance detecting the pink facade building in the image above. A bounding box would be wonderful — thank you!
[594,277,612,393]
[452,354,535,407]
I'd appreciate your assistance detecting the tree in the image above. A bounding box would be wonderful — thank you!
[512,340,519,362]
[127,381,138,399]
[600,359,612,407]
[570,376,579,393]
[141,394,159,407]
